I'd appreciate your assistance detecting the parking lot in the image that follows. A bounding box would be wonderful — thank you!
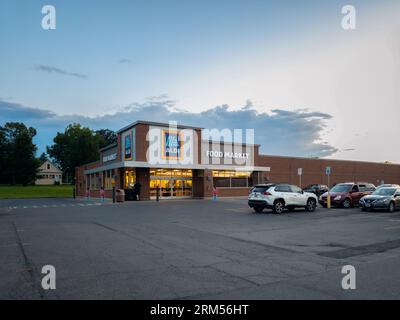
[1,197,400,299]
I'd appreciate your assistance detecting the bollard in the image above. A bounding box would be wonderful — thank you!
[112,187,116,203]
[73,188,76,199]
[156,187,160,202]
[327,192,331,209]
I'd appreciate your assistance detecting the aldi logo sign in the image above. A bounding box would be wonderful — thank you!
[161,130,183,160]
[124,133,132,160]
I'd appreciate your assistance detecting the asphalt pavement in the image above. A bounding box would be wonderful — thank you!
[1,197,400,299]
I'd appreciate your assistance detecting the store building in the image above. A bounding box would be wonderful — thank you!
[75,121,400,200]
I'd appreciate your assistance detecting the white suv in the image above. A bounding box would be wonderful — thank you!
[248,184,318,214]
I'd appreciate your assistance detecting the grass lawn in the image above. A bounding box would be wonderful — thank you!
[0,184,74,199]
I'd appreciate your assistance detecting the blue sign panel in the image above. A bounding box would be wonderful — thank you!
[124,134,132,160]
[162,130,182,160]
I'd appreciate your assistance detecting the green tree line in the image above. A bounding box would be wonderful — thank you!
[0,122,116,185]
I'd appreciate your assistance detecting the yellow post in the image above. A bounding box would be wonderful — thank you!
[327,192,331,209]
[327,172,331,209]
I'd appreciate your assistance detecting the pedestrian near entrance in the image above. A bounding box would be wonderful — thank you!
[212,186,219,200]
[133,182,141,201]
[100,187,105,202]
[85,187,90,200]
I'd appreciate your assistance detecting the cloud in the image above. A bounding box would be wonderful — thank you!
[34,65,88,79]
[342,148,356,152]
[118,58,132,64]
[0,97,337,157]
[0,100,56,120]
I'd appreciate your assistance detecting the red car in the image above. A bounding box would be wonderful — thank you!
[319,182,376,208]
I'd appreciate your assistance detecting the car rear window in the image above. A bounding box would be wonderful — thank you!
[252,186,271,193]
[330,184,352,193]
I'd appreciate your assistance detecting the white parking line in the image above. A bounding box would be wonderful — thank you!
[384,225,400,230]
[2,202,107,211]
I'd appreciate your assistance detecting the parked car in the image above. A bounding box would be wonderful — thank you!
[319,182,376,208]
[303,184,329,197]
[359,187,400,212]
[248,183,318,214]
[376,184,400,190]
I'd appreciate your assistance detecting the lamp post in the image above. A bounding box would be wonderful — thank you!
[112,178,116,203]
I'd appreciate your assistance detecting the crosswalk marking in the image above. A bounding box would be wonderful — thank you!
[3,202,108,211]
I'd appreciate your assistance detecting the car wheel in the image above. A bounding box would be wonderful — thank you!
[305,199,316,212]
[388,202,395,213]
[254,206,264,213]
[342,199,351,209]
[273,200,285,214]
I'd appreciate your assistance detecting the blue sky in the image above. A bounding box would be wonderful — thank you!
[1,0,399,162]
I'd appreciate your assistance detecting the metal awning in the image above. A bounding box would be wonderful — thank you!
[84,160,270,174]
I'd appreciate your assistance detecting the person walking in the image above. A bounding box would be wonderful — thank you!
[212,186,218,200]
[100,187,105,202]
[133,181,142,201]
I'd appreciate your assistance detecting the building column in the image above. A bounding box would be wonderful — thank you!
[192,170,205,198]
[136,167,150,200]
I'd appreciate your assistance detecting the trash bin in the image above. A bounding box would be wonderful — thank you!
[116,189,125,202]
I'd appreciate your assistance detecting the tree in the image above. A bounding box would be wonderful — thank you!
[0,122,40,185]
[47,124,105,183]
[0,127,7,183]
[95,129,117,148]
[39,152,48,163]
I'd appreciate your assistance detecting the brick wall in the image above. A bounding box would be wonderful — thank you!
[256,155,400,187]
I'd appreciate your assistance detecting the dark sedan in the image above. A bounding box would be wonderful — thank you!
[303,184,329,197]
[359,187,400,212]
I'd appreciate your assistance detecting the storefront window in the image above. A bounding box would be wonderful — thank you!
[149,169,192,198]
[124,169,136,188]
[212,170,251,188]
[105,169,116,189]
[89,173,101,189]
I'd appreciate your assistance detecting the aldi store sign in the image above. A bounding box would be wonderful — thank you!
[162,130,183,160]
[148,125,195,165]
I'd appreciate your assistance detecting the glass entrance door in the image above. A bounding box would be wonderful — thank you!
[149,169,193,199]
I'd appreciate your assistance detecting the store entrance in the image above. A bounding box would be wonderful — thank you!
[149,169,193,199]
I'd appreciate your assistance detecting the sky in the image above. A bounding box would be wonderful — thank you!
[0,0,399,162]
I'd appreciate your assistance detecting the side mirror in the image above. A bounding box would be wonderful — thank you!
[395,193,400,198]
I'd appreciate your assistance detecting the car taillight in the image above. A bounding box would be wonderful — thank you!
[263,191,272,196]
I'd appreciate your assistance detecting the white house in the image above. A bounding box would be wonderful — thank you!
[36,160,63,185]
